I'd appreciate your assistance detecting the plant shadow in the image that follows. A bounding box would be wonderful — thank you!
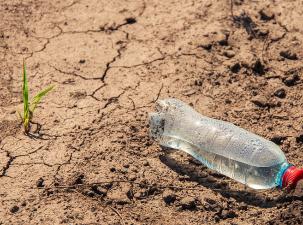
[159,147,301,208]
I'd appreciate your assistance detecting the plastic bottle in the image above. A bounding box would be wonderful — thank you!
[149,98,303,190]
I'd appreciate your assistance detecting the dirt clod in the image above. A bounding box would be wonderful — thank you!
[296,134,303,143]
[283,73,300,86]
[91,185,107,196]
[110,167,116,172]
[259,9,274,21]
[252,59,265,75]
[215,32,229,46]
[125,17,137,24]
[204,198,222,213]
[107,184,132,205]
[270,136,287,145]
[198,40,212,51]
[230,62,241,73]
[179,197,197,210]
[280,50,298,60]
[73,174,85,185]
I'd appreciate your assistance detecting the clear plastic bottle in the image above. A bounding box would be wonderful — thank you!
[149,98,303,190]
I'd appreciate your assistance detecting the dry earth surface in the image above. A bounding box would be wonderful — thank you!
[1,0,303,224]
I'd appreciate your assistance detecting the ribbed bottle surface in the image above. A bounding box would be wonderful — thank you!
[150,98,289,189]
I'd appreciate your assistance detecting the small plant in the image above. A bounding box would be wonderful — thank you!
[18,60,54,134]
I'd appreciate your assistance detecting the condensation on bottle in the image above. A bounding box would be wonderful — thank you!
[149,98,303,190]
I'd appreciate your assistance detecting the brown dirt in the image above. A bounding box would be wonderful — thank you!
[1,0,303,224]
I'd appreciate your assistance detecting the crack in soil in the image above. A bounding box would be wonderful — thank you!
[0,146,44,177]
[18,16,135,60]
[102,90,126,109]
[100,33,129,82]
[0,151,15,177]
[50,65,101,81]
[61,0,80,11]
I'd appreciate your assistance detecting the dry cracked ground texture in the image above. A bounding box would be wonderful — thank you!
[1,0,303,224]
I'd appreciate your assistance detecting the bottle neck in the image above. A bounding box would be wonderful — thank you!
[276,162,292,188]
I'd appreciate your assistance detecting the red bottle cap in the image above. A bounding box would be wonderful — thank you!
[282,166,303,189]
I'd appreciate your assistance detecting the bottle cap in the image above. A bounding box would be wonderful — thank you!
[282,166,303,189]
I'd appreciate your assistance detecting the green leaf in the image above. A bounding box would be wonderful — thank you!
[23,60,30,132]
[30,85,55,113]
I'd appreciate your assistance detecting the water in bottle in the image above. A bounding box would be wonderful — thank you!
[149,98,303,190]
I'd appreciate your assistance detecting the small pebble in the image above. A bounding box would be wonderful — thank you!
[223,50,235,58]
[225,99,232,104]
[251,96,268,108]
[107,189,131,205]
[85,191,95,197]
[215,32,228,46]
[274,88,286,98]
[123,164,130,168]
[283,73,300,86]
[36,177,45,187]
[134,192,142,199]
[257,28,269,37]
[179,197,196,210]
[270,136,286,145]
[259,9,274,21]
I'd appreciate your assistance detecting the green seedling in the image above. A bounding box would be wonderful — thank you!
[18,61,54,134]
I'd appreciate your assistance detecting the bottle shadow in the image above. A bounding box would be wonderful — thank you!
[159,148,301,208]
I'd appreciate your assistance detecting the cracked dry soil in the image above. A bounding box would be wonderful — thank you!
[1,0,303,224]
